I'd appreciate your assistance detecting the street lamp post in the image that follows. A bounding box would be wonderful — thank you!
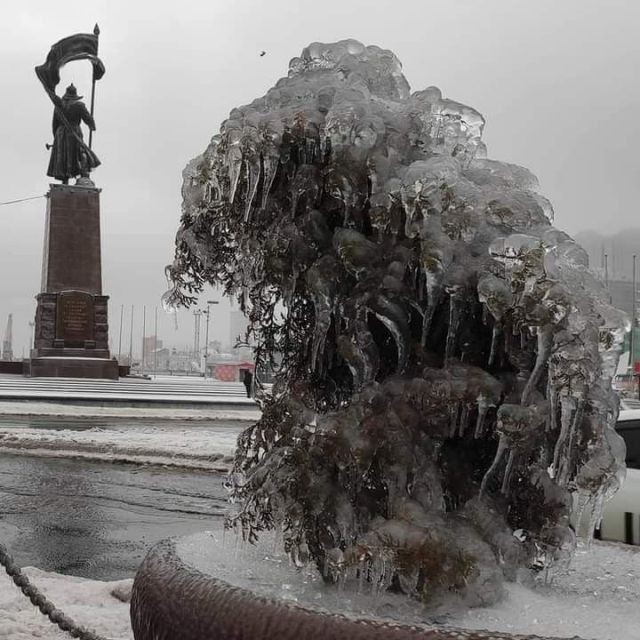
[632,255,637,368]
[28,321,35,354]
[203,300,218,378]
[193,309,202,370]
[117,304,124,363]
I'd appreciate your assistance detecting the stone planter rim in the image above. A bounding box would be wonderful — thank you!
[130,535,588,640]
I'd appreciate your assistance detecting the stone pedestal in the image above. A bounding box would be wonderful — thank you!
[29,184,118,379]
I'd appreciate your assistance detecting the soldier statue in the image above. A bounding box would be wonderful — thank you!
[47,83,97,184]
[36,27,104,184]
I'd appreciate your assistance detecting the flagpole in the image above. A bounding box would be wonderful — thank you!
[88,23,100,149]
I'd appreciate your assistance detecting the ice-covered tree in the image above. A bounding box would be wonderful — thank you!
[166,40,627,606]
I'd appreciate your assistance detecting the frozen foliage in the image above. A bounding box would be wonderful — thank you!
[167,40,628,607]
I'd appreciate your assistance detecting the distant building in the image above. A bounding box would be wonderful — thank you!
[161,347,199,374]
[142,336,163,361]
[209,360,255,382]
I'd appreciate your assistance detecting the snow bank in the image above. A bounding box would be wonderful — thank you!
[0,567,133,640]
[0,400,261,421]
[0,422,248,471]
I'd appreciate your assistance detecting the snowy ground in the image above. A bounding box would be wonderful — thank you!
[0,400,259,471]
[1,402,638,640]
[0,402,247,638]
[0,568,133,640]
[0,417,252,471]
[0,400,261,421]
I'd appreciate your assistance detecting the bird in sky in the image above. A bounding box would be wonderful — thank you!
[260,51,266,57]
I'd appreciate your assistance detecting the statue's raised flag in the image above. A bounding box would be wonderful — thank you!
[35,27,105,92]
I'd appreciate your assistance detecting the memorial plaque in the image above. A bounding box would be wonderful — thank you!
[56,291,95,346]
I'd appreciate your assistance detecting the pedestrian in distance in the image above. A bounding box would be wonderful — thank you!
[243,369,253,398]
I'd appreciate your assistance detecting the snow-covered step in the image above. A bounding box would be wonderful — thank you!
[0,374,254,406]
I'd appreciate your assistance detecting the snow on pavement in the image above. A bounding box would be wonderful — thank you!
[0,421,250,471]
[0,400,261,421]
[0,568,133,640]
[0,395,260,470]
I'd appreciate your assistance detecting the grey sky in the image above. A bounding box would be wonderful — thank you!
[1,0,639,356]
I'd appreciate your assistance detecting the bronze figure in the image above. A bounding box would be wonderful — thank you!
[47,84,96,184]
[36,28,105,183]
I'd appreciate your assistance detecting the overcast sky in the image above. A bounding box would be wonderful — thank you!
[0,0,639,357]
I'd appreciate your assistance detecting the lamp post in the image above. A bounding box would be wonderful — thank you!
[632,255,637,372]
[28,321,35,354]
[193,309,202,369]
[117,304,124,363]
[141,305,146,376]
[203,300,218,378]
[128,304,134,368]
[153,306,158,379]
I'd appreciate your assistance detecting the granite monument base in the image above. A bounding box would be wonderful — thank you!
[27,356,119,380]
[30,290,118,379]
[29,184,119,380]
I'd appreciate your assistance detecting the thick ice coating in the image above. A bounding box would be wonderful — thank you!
[166,40,628,607]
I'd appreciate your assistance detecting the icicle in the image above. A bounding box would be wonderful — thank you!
[369,295,409,373]
[449,403,460,437]
[548,379,558,434]
[305,135,318,164]
[552,396,575,480]
[358,562,366,594]
[572,490,590,537]
[420,296,438,347]
[480,436,507,495]
[488,323,500,366]
[243,157,262,222]
[521,326,552,405]
[458,404,470,437]
[283,269,299,309]
[415,268,424,303]
[311,309,331,373]
[503,327,510,359]
[474,400,489,438]
[401,193,417,238]
[501,449,515,495]
[226,144,243,205]
[445,289,462,365]
[558,398,585,486]
[261,154,279,210]
[583,488,606,546]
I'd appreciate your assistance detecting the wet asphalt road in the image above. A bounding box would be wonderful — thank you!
[0,452,229,581]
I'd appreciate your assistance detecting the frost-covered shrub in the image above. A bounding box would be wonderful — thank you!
[166,40,627,607]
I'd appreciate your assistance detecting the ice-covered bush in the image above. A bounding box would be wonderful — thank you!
[166,40,627,607]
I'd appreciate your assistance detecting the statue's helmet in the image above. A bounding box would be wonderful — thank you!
[62,83,83,101]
